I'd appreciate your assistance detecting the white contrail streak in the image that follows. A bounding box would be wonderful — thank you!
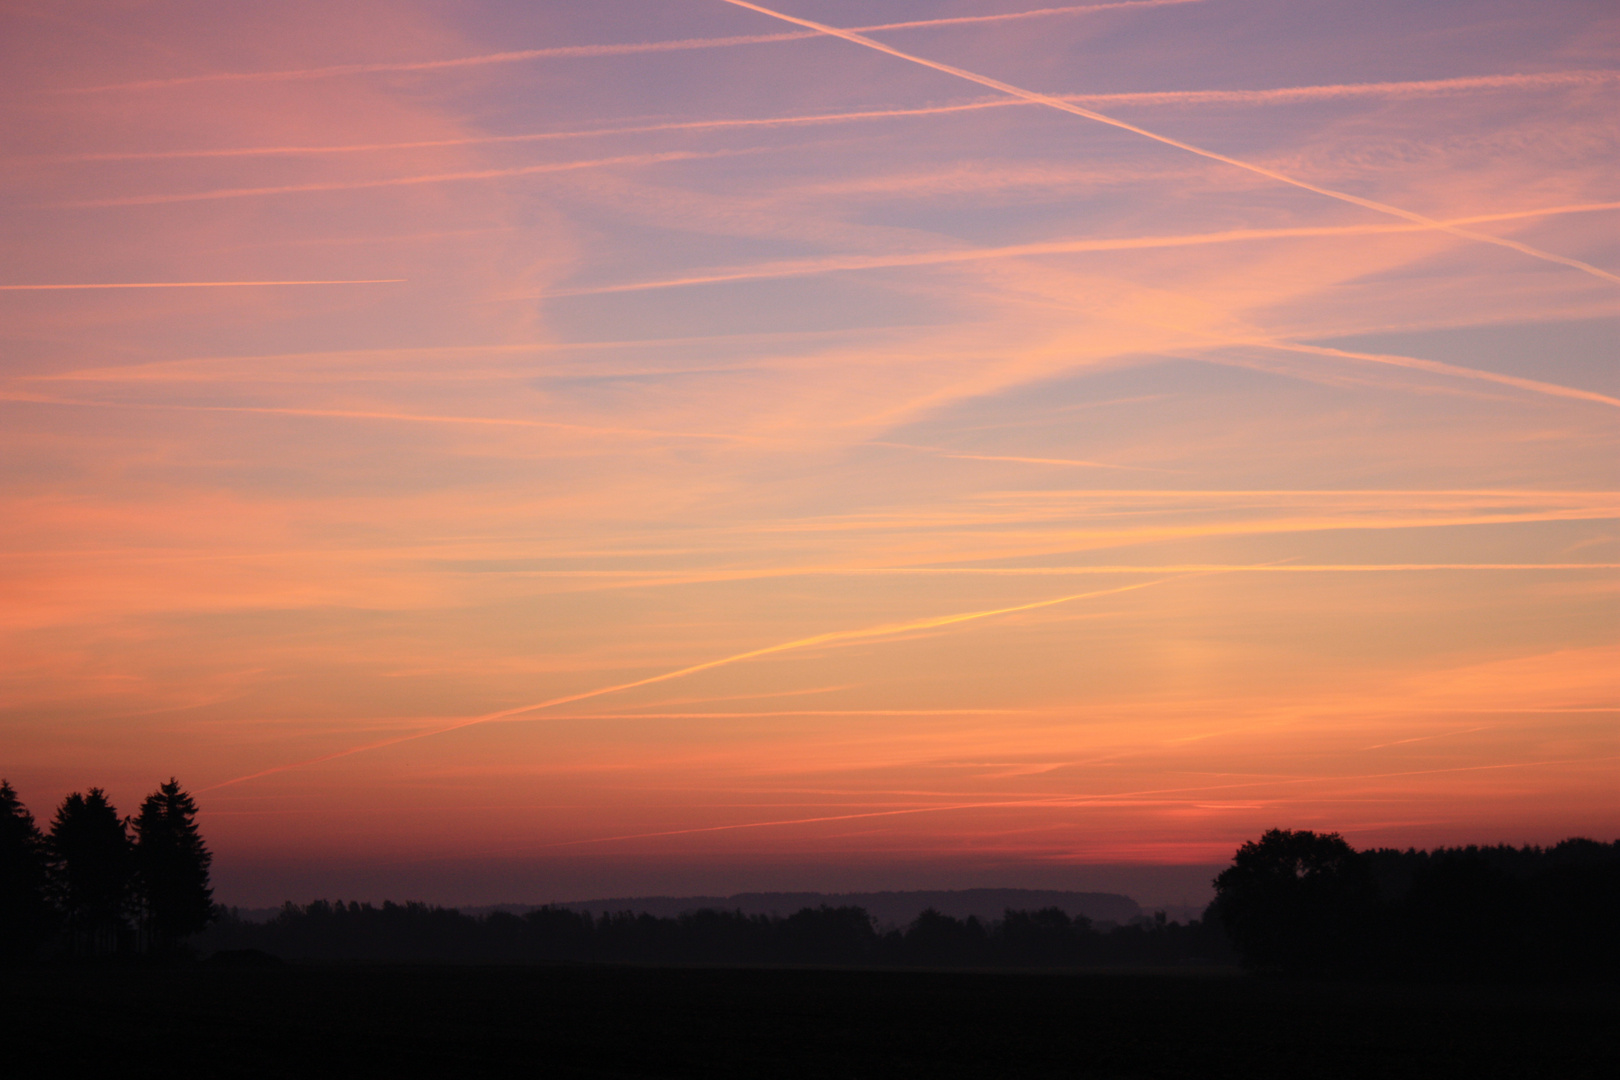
[197,578,1176,791]
[714,0,1620,286]
[0,279,404,290]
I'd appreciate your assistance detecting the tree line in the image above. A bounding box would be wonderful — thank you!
[0,779,212,960]
[201,900,1231,967]
[1210,829,1620,981]
[7,787,1616,981]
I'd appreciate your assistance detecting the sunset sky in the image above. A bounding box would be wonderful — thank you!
[2,0,1616,909]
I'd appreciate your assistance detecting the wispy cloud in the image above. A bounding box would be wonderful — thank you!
[8,0,1615,886]
[538,202,1620,297]
[1250,339,1620,409]
[54,72,1616,164]
[717,0,1620,286]
[871,440,1174,472]
[0,393,765,443]
[857,0,1205,34]
[57,148,756,206]
[198,578,1177,790]
[531,753,1620,849]
[1080,69,1620,106]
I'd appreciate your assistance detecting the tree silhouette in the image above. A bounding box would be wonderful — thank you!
[1211,828,1375,974]
[1000,907,1081,966]
[132,778,214,952]
[47,789,133,955]
[901,908,989,966]
[1,780,53,960]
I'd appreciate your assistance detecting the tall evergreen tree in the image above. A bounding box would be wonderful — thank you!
[132,778,213,951]
[0,780,53,960]
[47,789,133,955]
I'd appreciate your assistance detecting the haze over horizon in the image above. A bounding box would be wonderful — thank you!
[2,0,1615,909]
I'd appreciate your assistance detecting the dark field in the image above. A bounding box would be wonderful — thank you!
[7,964,1616,1078]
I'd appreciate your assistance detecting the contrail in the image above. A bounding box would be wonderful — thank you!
[0,279,403,290]
[539,201,1620,297]
[55,103,1014,161]
[859,0,1202,33]
[59,148,748,207]
[197,577,1176,791]
[0,393,762,443]
[479,555,1620,597]
[440,563,1620,584]
[1085,68,1620,107]
[58,70,1615,163]
[1253,339,1620,410]
[539,801,1039,848]
[715,0,1620,286]
[63,34,816,92]
[60,2,1203,93]
[533,754,1620,849]
[494,709,1032,720]
[870,440,1172,471]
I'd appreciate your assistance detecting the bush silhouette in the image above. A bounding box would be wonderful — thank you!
[1212,828,1376,975]
[1215,830,1620,980]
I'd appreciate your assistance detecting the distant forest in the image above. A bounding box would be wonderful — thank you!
[200,829,1620,979]
[4,780,1616,980]
[201,900,1229,968]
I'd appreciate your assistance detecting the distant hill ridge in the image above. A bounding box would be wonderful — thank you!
[471,889,1142,928]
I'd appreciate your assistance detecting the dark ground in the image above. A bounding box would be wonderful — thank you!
[6,963,1616,1078]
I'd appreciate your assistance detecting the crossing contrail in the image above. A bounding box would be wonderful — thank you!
[60,2,1203,93]
[714,0,1620,286]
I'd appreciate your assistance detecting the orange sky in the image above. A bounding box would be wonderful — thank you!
[1,0,1616,907]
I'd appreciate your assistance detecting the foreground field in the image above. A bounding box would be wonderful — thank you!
[7,963,1616,1078]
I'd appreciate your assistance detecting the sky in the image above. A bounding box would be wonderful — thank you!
[1,0,1616,909]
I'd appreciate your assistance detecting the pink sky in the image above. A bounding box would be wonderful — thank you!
[1,0,1616,907]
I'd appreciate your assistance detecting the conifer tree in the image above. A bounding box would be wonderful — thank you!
[132,778,213,951]
[0,780,53,960]
[47,789,133,955]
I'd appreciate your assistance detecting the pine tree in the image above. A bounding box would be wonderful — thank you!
[0,780,53,960]
[132,778,214,952]
[47,789,134,955]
